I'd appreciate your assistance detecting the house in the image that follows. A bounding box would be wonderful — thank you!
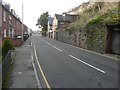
[28,28,32,37]
[52,13,79,39]
[47,16,53,38]
[0,1,27,46]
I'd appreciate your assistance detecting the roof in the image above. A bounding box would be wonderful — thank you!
[48,17,53,26]
[55,14,63,21]
[2,4,22,23]
[55,13,79,22]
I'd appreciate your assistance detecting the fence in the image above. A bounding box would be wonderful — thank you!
[0,50,12,89]
[0,62,2,90]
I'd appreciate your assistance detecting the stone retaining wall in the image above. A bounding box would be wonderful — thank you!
[56,24,107,54]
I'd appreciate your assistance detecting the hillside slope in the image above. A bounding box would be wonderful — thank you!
[66,1,118,15]
[56,1,120,54]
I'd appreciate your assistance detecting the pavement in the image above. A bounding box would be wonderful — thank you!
[8,38,38,88]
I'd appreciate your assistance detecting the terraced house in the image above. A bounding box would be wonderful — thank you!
[0,1,28,46]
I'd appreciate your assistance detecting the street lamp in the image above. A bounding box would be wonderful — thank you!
[21,0,24,42]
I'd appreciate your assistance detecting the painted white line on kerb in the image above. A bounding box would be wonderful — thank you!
[69,55,106,74]
[53,46,62,52]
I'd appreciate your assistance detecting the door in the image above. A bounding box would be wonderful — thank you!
[111,30,120,55]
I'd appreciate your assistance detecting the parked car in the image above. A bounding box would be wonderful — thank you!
[17,35,22,39]
[23,34,29,41]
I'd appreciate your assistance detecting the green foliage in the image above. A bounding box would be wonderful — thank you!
[36,11,49,32]
[2,39,14,60]
[65,27,75,35]
[64,2,119,34]
[88,16,103,25]
[100,7,120,25]
[105,11,120,25]
[85,25,107,52]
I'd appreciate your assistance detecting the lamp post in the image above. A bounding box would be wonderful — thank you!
[21,0,24,42]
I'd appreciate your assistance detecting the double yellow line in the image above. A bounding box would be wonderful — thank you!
[32,41,51,90]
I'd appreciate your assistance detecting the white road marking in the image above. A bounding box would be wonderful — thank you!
[40,38,62,52]
[66,43,119,61]
[40,38,51,46]
[53,46,62,52]
[31,41,42,88]
[31,41,32,46]
[46,42,51,45]
[69,55,106,74]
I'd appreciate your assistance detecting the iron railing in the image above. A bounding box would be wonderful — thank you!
[0,50,12,89]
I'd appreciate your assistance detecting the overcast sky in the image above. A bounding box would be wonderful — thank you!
[3,0,90,31]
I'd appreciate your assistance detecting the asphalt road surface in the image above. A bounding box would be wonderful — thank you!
[31,35,119,88]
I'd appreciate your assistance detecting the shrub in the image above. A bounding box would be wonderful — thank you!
[88,16,102,25]
[2,39,14,60]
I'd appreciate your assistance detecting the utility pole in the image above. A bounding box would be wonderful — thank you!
[21,0,24,42]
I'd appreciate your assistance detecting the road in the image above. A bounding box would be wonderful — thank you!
[31,35,119,88]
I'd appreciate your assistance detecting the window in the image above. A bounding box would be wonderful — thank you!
[0,27,1,37]
[60,22,64,24]
[16,21,18,27]
[9,15,12,25]
[4,29,6,37]
[9,15,12,20]
[15,20,17,26]
[55,19,58,27]
[9,20,11,25]
[9,28,14,38]
[3,11,6,22]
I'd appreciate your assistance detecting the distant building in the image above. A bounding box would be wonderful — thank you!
[47,16,53,38]
[52,13,79,39]
[28,28,32,36]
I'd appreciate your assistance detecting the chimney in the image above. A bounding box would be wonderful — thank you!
[11,9,13,14]
[4,3,10,11]
[13,10,16,15]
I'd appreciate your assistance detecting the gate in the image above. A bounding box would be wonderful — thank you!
[112,30,120,55]
[106,24,120,55]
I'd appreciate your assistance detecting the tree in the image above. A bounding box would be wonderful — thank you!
[36,11,49,35]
